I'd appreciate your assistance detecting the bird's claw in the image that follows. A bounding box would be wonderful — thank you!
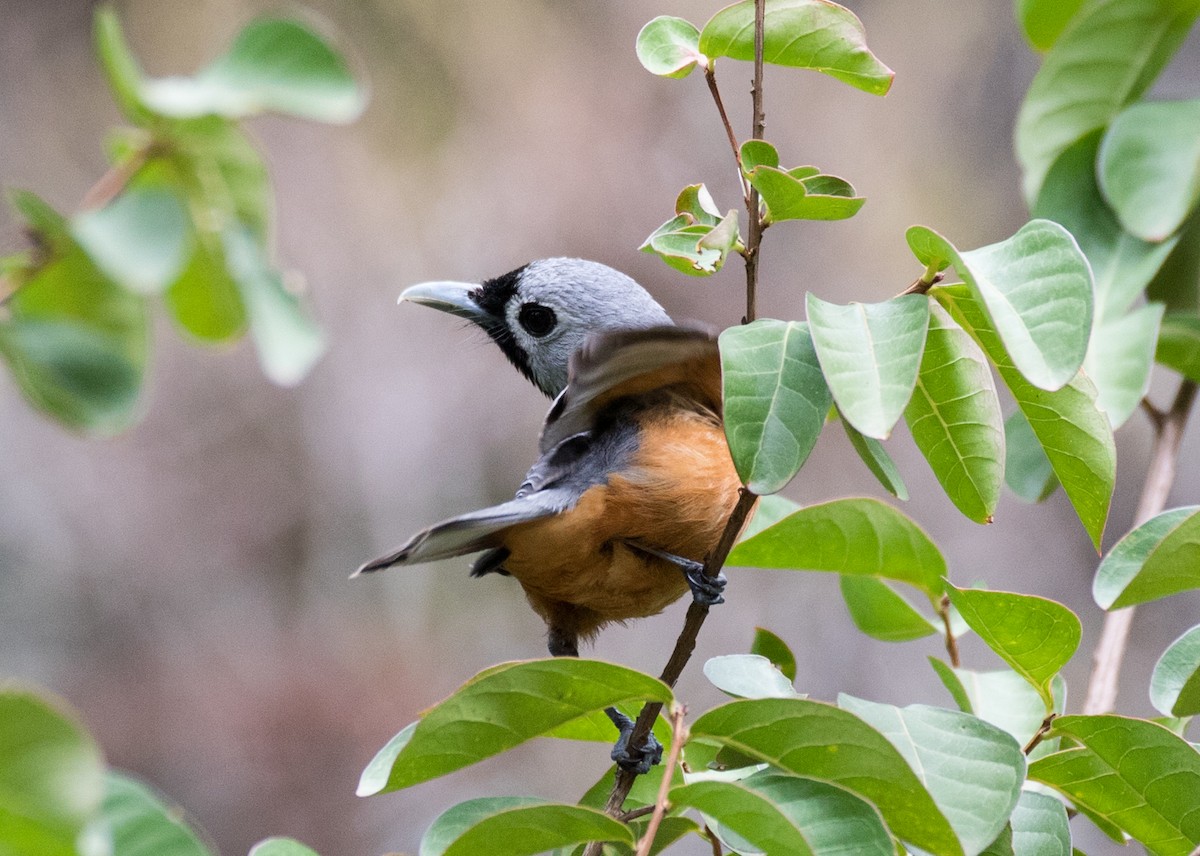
[607,709,663,775]
[683,561,726,606]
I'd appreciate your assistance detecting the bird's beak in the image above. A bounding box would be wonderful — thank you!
[399,281,487,323]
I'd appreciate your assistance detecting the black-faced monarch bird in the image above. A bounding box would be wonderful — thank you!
[356,259,746,771]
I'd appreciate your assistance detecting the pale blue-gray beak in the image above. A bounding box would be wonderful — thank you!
[399,281,487,323]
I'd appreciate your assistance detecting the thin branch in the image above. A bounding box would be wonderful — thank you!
[705,65,751,203]
[1023,713,1057,755]
[899,269,944,297]
[78,142,157,211]
[1083,379,1198,715]
[619,805,656,823]
[634,705,688,856]
[938,595,960,668]
[742,0,766,324]
[705,825,724,856]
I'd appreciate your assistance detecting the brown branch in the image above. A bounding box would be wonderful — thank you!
[900,270,945,297]
[78,142,157,212]
[705,65,751,203]
[1023,713,1057,755]
[634,705,688,856]
[1083,379,1197,715]
[705,825,724,855]
[742,0,766,324]
[938,595,960,668]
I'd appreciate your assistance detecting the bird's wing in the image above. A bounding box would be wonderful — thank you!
[539,324,722,453]
[355,487,575,574]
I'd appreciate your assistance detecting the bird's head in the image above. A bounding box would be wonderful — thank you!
[399,258,672,397]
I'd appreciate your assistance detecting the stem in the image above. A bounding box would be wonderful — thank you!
[705,826,724,856]
[938,595,960,668]
[1083,379,1197,715]
[78,142,157,211]
[705,66,750,202]
[634,706,688,856]
[899,268,945,297]
[743,0,766,324]
[1023,713,1057,755]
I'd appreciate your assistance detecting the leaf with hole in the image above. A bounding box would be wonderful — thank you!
[636,16,703,78]
[1093,506,1200,609]
[698,0,893,95]
[729,498,946,599]
[357,659,671,795]
[720,320,831,494]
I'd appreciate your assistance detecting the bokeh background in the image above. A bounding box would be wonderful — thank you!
[2,1,1198,853]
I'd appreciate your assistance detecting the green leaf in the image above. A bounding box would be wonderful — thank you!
[1004,410,1057,503]
[1016,0,1086,50]
[1083,303,1163,428]
[1149,209,1200,312]
[689,698,962,855]
[1098,99,1200,242]
[840,576,938,642]
[357,659,672,795]
[740,495,802,541]
[1014,0,1200,203]
[1034,131,1179,325]
[1093,506,1200,609]
[912,222,1093,392]
[841,417,908,500]
[167,118,273,241]
[138,18,365,122]
[1151,625,1200,717]
[750,627,797,681]
[806,294,929,439]
[93,7,153,125]
[937,285,1114,550]
[703,655,798,699]
[934,666,1067,758]
[838,696,1026,856]
[165,237,248,343]
[101,772,213,856]
[636,16,702,78]
[419,798,633,856]
[72,187,191,296]
[248,839,319,856]
[1157,313,1200,382]
[673,184,722,226]
[674,772,893,856]
[904,301,1004,522]
[728,498,946,600]
[640,217,725,276]
[222,227,324,386]
[719,320,831,494]
[698,0,894,95]
[1008,790,1071,856]
[0,685,106,856]
[1029,714,1200,855]
[747,166,865,222]
[944,583,1081,709]
[740,139,780,172]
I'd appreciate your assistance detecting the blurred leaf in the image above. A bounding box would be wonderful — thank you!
[728,497,946,600]
[740,494,802,541]
[1035,131,1178,324]
[841,417,908,499]
[912,222,1093,392]
[168,118,272,241]
[840,576,938,642]
[750,627,797,681]
[1016,0,1086,50]
[1083,303,1163,428]
[222,227,324,386]
[698,0,894,95]
[1157,313,1200,382]
[839,696,1025,856]
[937,285,1114,550]
[675,773,893,856]
[1004,410,1057,503]
[0,684,106,856]
[248,839,319,856]
[704,655,799,699]
[1093,506,1200,609]
[420,798,633,856]
[944,583,1081,709]
[1014,0,1200,203]
[806,294,929,439]
[636,16,702,78]
[690,698,962,855]
[904,302,1004,522]
[101,772,213,856]
[1008,790,1071,856]
[1148,209,1200,312]
[165,237,248,343]
[93,6,153,124]
[720,320,831,494]
[72,187,191,296]
[357,659,671,795]
[747,166,865,222]
[1151,625,1200,717]
[137,18,365,122]
[1029,714,1200,855]
[740,139,780,172]
[1098,99,1200,242]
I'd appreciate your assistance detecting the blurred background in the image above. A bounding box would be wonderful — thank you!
[1,1,1198,853]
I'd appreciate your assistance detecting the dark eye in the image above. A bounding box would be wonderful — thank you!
[518,303,557,337]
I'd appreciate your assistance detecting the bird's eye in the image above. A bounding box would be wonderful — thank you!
[517,303,557,337]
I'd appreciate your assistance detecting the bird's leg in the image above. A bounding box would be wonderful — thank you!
[547,619,662,775]
[625,540,727,606]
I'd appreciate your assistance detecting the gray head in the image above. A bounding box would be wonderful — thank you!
[399,258,672,397]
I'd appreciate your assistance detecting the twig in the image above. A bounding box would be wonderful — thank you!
[704,825,724,855]
[78,142,157,211]
[704,66,751,202]
[1023,713,1057,755]
[938,595,960,668]
[742,0,766,324]
[634,705,688,856]
[1083,379,1198,715]
[900,270,944,297]
[619,805,656,823]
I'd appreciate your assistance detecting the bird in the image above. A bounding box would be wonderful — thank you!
[356,259,746,772]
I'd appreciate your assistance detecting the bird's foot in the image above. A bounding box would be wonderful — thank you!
[606,708,662,775]
[682,559,726,606]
